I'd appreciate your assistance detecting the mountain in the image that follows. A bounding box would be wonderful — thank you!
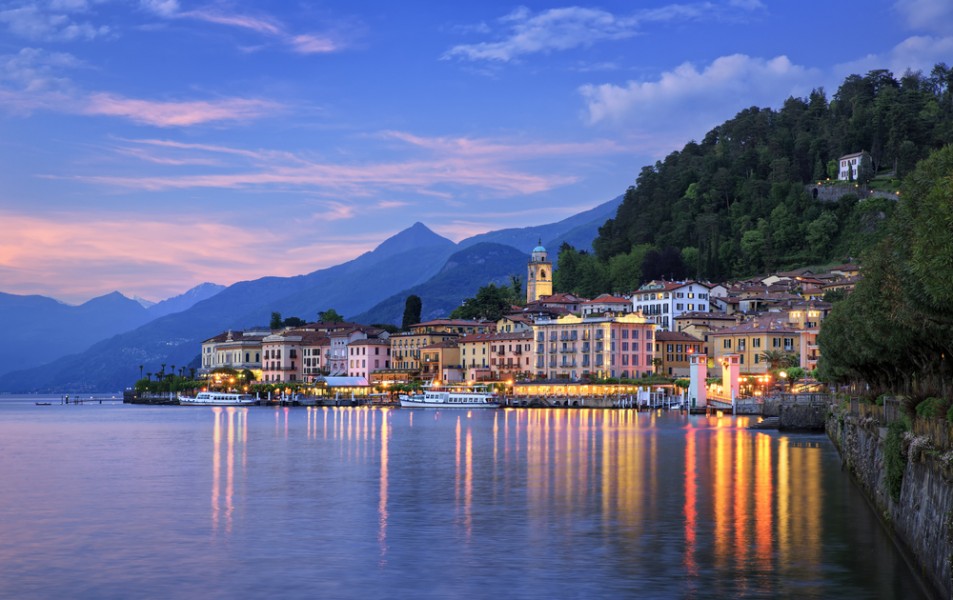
[146,283,225,318]
[0,226,457,392]
[0,291,149,377]
[459,195,622,255]
[352,243,528,325]
[0,200,616,392]
[0,282,230,380]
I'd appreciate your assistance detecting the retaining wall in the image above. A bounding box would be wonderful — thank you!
[828,411,953,599]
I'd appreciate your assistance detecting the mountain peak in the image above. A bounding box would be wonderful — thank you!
[370,222,454,259]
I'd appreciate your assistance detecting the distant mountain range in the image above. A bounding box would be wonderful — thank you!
[0,283,224,380]
[0,195,621,392]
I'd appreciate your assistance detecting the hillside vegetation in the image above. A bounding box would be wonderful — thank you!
[818,145,953,398]
[577,64,953,289]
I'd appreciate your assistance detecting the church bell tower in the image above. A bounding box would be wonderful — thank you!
[526,240,552,303]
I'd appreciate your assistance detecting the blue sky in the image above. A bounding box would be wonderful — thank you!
[0,0,950,304]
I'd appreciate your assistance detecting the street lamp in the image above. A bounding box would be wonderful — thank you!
[779,371,788,395]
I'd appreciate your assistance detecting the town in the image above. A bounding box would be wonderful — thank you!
[175,240,857,406]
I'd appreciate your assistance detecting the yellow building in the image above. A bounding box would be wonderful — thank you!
[526,241,553,303]
[420,341,462,382]
[707,318,801,374]
[458,333,493,381]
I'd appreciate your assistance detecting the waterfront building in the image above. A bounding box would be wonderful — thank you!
[632,281,714,330]
[458,332,493,381]
[420,340,462,382]
[327,326,389,376]
[707,317,801,375]
[200,329,268,377]
[389,318,492,378]
[532,313,655,380]
[301,334,331,381]
[784,300,831,372]
[526,241,552,303]
[490,330,533,381]
[654,330,704,377]
[347,338,391,380]
[261,329,309,383]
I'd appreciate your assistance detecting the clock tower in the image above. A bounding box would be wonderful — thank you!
[526,240,552,303]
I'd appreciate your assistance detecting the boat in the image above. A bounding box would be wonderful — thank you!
[399,383,500,409]
[35,402,52,406]
[177,392,258,406]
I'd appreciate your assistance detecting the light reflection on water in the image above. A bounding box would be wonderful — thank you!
[0,402,928,599]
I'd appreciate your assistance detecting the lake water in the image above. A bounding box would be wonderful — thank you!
[0,398,928,599]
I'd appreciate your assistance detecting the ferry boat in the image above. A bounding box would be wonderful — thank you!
[399,383,500,409]
[177,392,258,406]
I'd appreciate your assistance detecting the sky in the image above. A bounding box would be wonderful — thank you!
[0,0,951,304]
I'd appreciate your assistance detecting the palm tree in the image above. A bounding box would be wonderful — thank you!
[759,350,787,371]
[138,364,144,379]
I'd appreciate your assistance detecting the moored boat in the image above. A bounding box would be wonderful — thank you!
[399,383,500,409]
[178,392,258,406]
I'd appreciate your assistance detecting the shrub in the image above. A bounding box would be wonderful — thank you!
[916,397,945,419]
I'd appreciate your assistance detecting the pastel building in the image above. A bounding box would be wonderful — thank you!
[200,329,268,376]
[707,318,801,374]
[532,313,655,380]
[347,338,391,380]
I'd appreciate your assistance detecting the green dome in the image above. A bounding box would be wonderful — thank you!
[533,245,546,253]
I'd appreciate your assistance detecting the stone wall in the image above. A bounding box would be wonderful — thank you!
[828,411,953,598]
[778,401,827,431]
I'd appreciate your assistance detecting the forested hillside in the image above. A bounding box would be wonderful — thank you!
[818,144,953,395]
[572,64,953,290]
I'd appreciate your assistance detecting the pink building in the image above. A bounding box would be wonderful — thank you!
[347,338,391,380]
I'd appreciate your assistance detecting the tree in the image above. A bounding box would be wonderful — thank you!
[402,295,422,330]
[283,316,306,327]
[318,309,344,323]
[806,212,839,259]
[451,283,515,321]
[509,275,523,303]
[270,312,282,330]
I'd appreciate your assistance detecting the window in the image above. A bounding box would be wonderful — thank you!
[723,339,732,349]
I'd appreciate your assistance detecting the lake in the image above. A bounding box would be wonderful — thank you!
[0,399,928,599]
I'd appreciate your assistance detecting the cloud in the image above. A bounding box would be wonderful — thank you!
[0,209,369,303]
[143,2,345,55]
[140,0,178,18]
[836,34,953,79]
[0,49,282,126]
[443,3,764,62]
[82,93,282,127]
[65,130,627,198]
[895,0,953,34]
[580,54,816,129]
[0,2,109,42]
[444,6,638,62]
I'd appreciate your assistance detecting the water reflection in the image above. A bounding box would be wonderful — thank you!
[0,402,925,599]
[211,407,247,534]
[379,408,390,564]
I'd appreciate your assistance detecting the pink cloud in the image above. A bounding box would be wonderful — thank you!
[0,210,371,303]
[73,131,629,198]
[83,93,281,127]
[289,34,339,54]
[180,10,283,36]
